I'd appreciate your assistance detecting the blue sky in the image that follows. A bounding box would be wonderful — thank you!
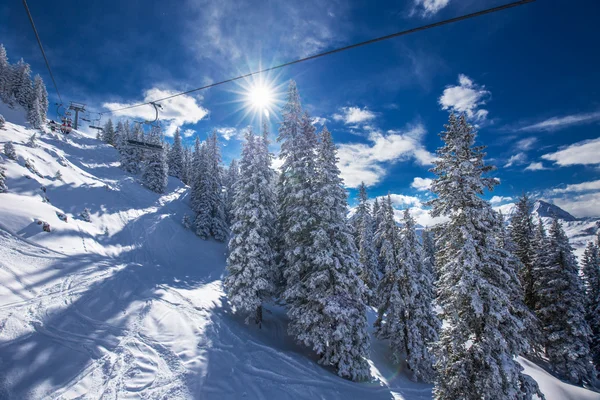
[2,0,600,223]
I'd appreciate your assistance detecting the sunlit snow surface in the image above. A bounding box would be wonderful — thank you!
[0,108,598,399]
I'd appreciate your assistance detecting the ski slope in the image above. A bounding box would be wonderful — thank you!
[0,115,598,399]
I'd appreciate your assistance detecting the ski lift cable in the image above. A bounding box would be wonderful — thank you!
[22,0,63,104]
[105,0,535,115]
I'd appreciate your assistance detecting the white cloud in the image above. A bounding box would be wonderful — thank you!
[182,129,196,137]
[490,195,513,204]
[185,0,348,64]
[411,177,433,191]
[552,179,600,194]
[518,111,600,132]
[103,88,209,136]
[524,162,547,171]
[412,0,450,17]
[551,192,600,218]
[505,152,527,168]
[214,127,240,141]
[541,138,600,166]
[312,116,329,126]
[439,74,490,121]
[332,106,376,125]
[515,137,537,151]
[337,124,436,188]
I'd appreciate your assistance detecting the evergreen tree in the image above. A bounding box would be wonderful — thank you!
[32,74,48,123]
[11,59,32,109]
[4,141,16,160]
[141,125,168,193]
[206,131,228,241]
[429,113,540,399]
[103,119,116,146]
[352,182,378,304]
[422,227,436,280]
[294,125,370,380]
[181,145,192,185]
[0,165,7,193]
[372,197,385,273]
[496,210,542,357]
[120,122,140,174]
[27,133,37,148]
[536,218,594,384]
[510,194,536,309]
[277,81,318,294]
[375,202,439,382]
[27,96,43,129]
[0,114,5,129]
[224,130,277,326]
[0,44,13,106]
[223,158,239,225]
[168,128,184,179]
[582,239,600,375]
[192,140,212,239]
[114,121,125,151]
[190,138,204,212]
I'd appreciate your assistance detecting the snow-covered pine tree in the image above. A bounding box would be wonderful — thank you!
[422,227,437,280]
[103,119,116,146]
[192,139,212,239]
[223,158,239,226]
[114,121,125,152]
[509,194,536,309]
[402,209,440,382]
[206,131,228,241]
[352,182,378,304]
[27,133,37,148]
[0,114,5,129]
[141,125,168,193]
[0,44,13,106]
[582,239,600,375]
[371,197,386,273]
[190,138,204,212]
[181,145,192,185]
[119,122,140,174]
[429,113,541,399]
[32,74,48,124]
[4,141,16,160]
[0,165,7,193]
[168,128,184,179]
[535,218,595,384]
[290,124,370,381]
[11,59,32,109]
[374,202,439,382]
[276,81,319,301]
[496,210,542,357]
[27,96,43,129]
[224,129,277,326]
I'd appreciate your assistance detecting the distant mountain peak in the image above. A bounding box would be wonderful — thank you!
[531,200,577,221]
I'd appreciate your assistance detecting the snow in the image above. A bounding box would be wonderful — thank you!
[0,115,598,399]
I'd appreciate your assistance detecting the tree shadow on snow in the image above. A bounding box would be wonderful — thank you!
[0,202,223,399]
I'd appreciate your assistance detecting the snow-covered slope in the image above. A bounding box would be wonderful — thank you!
[0,118,598,399]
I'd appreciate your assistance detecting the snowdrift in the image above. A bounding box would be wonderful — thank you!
[0,115,598,399]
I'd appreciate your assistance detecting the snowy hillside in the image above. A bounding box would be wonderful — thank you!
[496,199,600,258]
[0,118,598,399]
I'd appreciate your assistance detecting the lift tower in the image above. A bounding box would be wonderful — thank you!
[68,102,86,130]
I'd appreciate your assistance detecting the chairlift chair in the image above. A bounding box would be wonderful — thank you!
[127,102,164,152]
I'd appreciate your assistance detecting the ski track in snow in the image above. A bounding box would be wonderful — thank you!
[0,115,598,400]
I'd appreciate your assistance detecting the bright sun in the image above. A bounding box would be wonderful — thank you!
[247,84,274,112]
[232,73,283,124]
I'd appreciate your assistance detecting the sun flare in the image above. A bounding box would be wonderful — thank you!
[247,85,274,111]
